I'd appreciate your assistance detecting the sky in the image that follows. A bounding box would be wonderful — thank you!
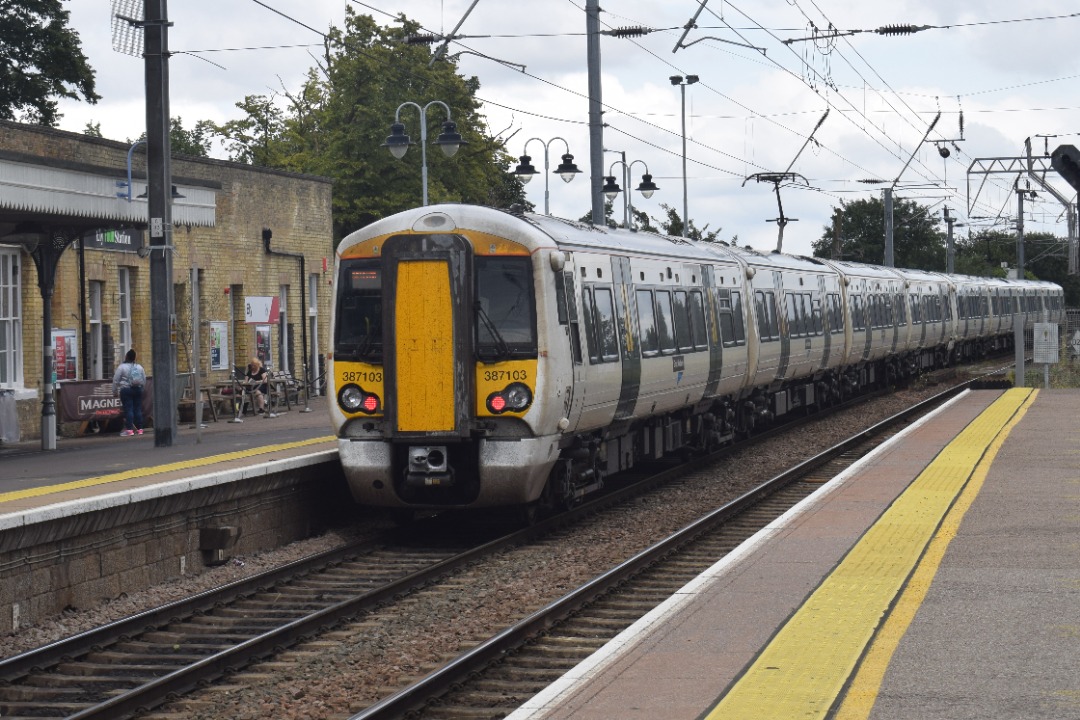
[55,0,1080,259]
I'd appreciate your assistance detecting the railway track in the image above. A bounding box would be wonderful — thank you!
[347,383,969,720]
[0,372,984,720]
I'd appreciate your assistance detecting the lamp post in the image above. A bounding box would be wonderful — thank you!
[602,156,659,231]
[382,101,465,206]
[670,74,698,237]
[3,223,78,450]
[512,138,581,215]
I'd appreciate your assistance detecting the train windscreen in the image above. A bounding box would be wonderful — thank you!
[475,256,537,361]
[335,259,383,362]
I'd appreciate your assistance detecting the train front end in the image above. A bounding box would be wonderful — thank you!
[330,207,559,509]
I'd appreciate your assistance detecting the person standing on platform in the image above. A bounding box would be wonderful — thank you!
[112,349,146,436]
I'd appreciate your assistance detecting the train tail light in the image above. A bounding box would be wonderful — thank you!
[486,382,532,414]
[338,384,382,414]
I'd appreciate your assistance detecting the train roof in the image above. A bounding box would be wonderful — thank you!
[338,205,1061,294]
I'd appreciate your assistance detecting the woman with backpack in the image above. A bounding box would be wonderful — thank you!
[112,349,146,436]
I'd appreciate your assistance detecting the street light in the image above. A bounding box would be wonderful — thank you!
[670,74,699,237]
[604,155,659,231]
[382,101,466,206]
[512,137,581,215]
[2,222,78,451]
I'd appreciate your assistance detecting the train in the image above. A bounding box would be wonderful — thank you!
[328,203,1064,515]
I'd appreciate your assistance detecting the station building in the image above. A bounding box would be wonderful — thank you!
[0,120,334,441]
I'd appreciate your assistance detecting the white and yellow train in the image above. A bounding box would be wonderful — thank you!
[329,204,1063,513]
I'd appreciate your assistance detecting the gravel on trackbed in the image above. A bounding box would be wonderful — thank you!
[0,380,963,719]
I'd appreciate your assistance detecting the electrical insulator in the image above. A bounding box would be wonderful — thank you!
[874,24,930,36]
[609,26,649,37]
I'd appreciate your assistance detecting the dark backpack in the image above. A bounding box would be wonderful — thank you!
[129,363,146,387]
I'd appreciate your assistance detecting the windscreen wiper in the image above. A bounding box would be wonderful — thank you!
[475,301,511,360]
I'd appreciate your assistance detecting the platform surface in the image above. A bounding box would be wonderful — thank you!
[0,396,335,520]
[508,389,1080,720]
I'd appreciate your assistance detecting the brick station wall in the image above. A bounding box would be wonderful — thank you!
[1,121,335,441]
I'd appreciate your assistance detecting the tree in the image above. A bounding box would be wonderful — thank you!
[133,117,214,157]
[208,9,526,242]
[656,204,722,242]
[812,196,945,270]
[0,0,100,126]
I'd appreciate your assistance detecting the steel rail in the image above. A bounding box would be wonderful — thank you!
[348,381,972,720]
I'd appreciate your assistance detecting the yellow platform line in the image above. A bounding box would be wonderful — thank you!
[703,388,1035,720]
[0,435,335,506]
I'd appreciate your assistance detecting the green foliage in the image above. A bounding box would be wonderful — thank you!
[955,229,1080,306]
[206,8,525,242]
[812,196,945,270]
[82,121,102,137]
[132,117,214,157]
[0,0,99,126]
[656,203,722,242]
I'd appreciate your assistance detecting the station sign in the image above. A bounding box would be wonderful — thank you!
[244,296,280,324]
[81,228,143,253]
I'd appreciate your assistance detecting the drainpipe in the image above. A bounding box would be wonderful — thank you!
[261,228,311,412]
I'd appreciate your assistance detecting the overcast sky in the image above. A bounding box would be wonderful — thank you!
[58,0,1080,258]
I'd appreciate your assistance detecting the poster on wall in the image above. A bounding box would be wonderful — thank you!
[209,321,228,370]
[255,325,272,368]
[51,329,79,381]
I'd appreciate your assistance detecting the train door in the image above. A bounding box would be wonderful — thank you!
[382,233,473,438]
[554,253,586,433]
[611,256,641,421]
[577,257,624,428]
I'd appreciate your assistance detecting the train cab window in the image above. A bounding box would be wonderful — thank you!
[334,259,383,362]
[475,256,537,361]
[655,290,677,354]
[583,285,620,363]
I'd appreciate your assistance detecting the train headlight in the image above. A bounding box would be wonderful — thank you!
[504,382,532,411]
[339,384,381,414]
[486,382,532,414]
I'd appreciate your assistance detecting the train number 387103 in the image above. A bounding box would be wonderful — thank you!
[483,369,528,382]
[342,370,382,383]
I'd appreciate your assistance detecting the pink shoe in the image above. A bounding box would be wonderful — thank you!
[120,430,134,437]
[136,429,144,435]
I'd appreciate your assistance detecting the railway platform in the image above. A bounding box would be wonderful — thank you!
[0,396,335,515]
[508,388,1080,720]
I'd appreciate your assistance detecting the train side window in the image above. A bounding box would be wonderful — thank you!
[637,289,659,356]
[731,290,746,344]
[895,294,907,324]
[563,271,582,364]
[851,294,865,331]
[592,286,620,362]
[811,295,823,334]
[828,293,844,334]
[785,293,801,337]
[800,293,814,335]
[688,290,708,350]
[581,287,598,363]
[756,290,779,341]
[717,290,736,347]
[655,290,677,354]
[673,291,694,352]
